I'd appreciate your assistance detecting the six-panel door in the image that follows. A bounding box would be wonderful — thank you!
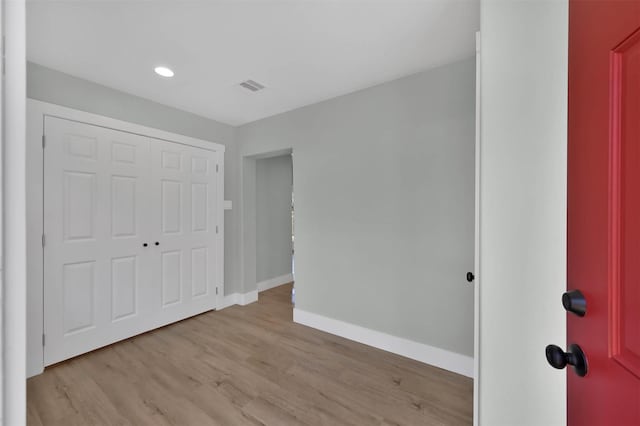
[149,139,219,323]
[568,1,640,423]
[43,116,221,365]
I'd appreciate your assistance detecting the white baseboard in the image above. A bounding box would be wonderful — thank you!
[219,294,238,310]
[293,308,474,378]
[240,290,258,305]
[257,273,294,292]
[219,273,292,310]
[219,290,259,310]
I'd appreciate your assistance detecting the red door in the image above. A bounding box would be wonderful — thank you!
[567,1,640,424]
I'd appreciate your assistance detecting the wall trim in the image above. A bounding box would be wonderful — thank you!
[293,308,474,378]
[473,30,482,426]
[5,0,28,421]
[257,273,294,293]
[219,290,259,310]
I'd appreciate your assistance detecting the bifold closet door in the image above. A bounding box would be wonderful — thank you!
[43,117,221,366]
[148,139,219,322]
[43,116,154,365]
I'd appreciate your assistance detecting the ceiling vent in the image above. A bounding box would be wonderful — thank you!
[239,79,265,92]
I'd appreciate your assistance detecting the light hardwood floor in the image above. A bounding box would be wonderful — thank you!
[27,284,473,425]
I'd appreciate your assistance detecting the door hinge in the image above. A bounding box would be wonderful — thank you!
[216,225,219,234]
[42,135,46,149]
[42,334,46,346]
[216,164,219,173]
[42,234,46,247]
[216,287,219,295]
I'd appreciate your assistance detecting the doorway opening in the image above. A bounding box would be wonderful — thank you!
[243,148,295,300]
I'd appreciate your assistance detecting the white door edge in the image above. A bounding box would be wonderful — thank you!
[3,0,27,423]
[473,29,481,426]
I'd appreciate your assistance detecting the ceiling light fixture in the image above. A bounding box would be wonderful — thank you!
[154,66,174,78]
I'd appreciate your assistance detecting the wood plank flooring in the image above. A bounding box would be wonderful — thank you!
[27,284,473,425]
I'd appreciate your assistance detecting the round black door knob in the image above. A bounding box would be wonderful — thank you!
[466,272,475,282]
[143,243,148,247]
[546,344,568,369]
[545,343,588,377]
[562,289,587,316]
[155,242,159,246]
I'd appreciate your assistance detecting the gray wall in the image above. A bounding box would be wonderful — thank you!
[237,58,475,357]
[28,58,476,358]
[256,155,293,283]
[27,62,243,295]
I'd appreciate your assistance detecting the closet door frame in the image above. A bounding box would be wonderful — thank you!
[26,99,225,377]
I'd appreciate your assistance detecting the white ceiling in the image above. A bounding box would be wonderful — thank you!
[27,0,479,126]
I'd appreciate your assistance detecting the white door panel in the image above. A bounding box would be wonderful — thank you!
[111,255,137,321]
[149,140,218,319]
[44,117,153,364]
[44,117,220,365]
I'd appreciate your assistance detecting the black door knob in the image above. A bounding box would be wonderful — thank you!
[466,272,475,282]
[155,242,160,246]
[562,289,586,316]
[545,343,588,377]
[143,243,148,247]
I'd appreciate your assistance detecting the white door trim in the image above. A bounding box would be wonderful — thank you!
[473,30,481,426]
[4,0,27,422]
[27,99,225,377]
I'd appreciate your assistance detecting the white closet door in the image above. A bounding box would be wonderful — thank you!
[43,117,221,366]
[43,117,153,365]
[149,139,219,321]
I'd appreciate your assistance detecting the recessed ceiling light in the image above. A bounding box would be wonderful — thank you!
[154,66,174,78]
